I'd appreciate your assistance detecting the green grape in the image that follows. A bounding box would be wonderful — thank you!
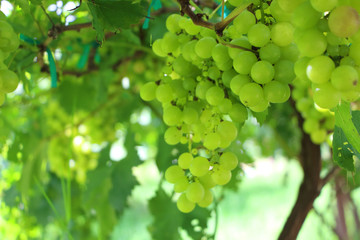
[199,173,216,189]
[197,189,213,208]
[217,121,238,142]
[155,84,173,103]
[306,56,335,84]
[250,60,275,84]
[259,43,281,64]
[229,103,248,123]
[218,98,232,113]
[195,37,217,59]
[222,69,238,87]
[208,66,221,80]
[271,22,294,47]
[263,81,290,103]
[310,0,337,12]
[164,126,182,145]
[196,81,213,99]
[211,167,232,185]
[328,6,360,38]
[249,98,269,112]
[161,32,180,53]
[233,10,256,34]
[278,0,305,12]
[177,193,196,213]
[239,83,264,107]
[292,1,321,29]
[296,98,313,112]
[173,55,200,77]
[166,14,182,33]
[181,18,201,35]
[310,129,327,144]
[182,107,199,125]
[0,92,5,106]
[313,82,341,109]
[219,152,238,171]
[183,77,197,91]
[270,0,292,22]
[230,74,251,95]
[349,42,360,64]
[303,118,320,133]
[330,65,358,91]
[182,40,198,62]
[200,109,213,125]
[200,28,217,38]
[247,23,271,47]
[152,39,167,57]
[178,152,193,169]
[0,70,19,93]
[227,37,252,59]
[206,86,224,106]
[215,58,233,71]
[189,156,210,177]
[280,43,300,62]
[170,80,187,98]
[326,32,343,46]
[327,44,340,57]
[140,82,157,101]
[339,45,349,57]
[340,57,356,66]
[295,28,327,57]
[274,60,296,84]
[165,165,184,183]
[163,105,182,126]
[186,182,205,203]
[174,176,189,193]
[233,51,258,74]
[294,57,310,80]
[204,132,221,150]
[341,88,360,101]
[212,43,231,63]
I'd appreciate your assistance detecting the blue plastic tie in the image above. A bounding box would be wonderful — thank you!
[142,0,162,29]
[46,48,57,88]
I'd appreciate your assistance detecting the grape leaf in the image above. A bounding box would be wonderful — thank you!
[181,207,211,239]
[109,129,142,212]
[252,109,268,125]
[333,103,360,171]
[155,131,174,172]
[147,188,183,240]
[87,0,147,42]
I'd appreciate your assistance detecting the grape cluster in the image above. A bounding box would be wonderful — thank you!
[283,0,360,109]
[0,13,20,105]
[269,0,360,143]
[140,2,303,212]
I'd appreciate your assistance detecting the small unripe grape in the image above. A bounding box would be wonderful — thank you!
[140,82,157,101]
[165,165,184,183]
[195,37,217,59]
[263,81,290,103]
[230,74,251,95]
[219,152,238,171]
[251,61,275,84]
[177,193,196,213]
[164,127,182,145]
[330,65,358,91]
[203,132,221,150]
[229,103,248,123]
[186,182,205,203]
[306,56,335,84]
[239,83,264,107]
[174,176,189,193]
[0,70,19,93]
[197,189,213,208]
[206,86,224,106]
[189,156,210,177]
[313,82,341,109]
[211,167,232,185]
[178,152,193,169]
[247,23,271,47]
[217,121,238,142]
[271,22,294,46]
[163,106,182,126]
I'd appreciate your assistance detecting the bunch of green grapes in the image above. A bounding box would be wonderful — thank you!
[279,0,360,109]
[0,12,20,105]
[268,0,360,144]
[140,2,304,212]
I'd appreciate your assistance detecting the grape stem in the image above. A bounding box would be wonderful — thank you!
[176,0,252,36]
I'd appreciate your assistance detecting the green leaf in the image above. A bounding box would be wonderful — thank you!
[148,188,183,240]
[15,0,30,14]
[333,102,360,171]
[87,0,147,42]
[155,131,173,172]
[109,129,141,212]
[252,109,268,125]
[181,207,211,239]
